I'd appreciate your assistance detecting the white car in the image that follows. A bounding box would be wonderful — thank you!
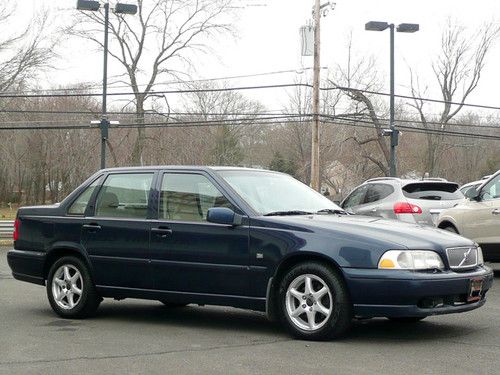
[437,170,500,262]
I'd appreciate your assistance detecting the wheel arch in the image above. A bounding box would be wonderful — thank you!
[265,252,348,321]
[43,243,93,280]
[437,220,459,233]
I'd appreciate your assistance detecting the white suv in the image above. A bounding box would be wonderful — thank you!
[437,170,500,262]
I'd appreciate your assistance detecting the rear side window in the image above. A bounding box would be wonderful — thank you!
[342,185,368,208]
[95,173,154,219]
[364,184,394,204]
[402,182,462,201]
[67,177,102,215]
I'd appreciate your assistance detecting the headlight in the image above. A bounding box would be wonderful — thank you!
[477,246,484,265]
[378,250,444,270]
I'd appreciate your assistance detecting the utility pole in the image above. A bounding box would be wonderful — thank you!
[310,0,321,191]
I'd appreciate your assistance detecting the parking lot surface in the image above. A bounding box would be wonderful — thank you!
[1,247,499,375]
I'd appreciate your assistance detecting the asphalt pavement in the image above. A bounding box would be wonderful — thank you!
[1,246,499,375]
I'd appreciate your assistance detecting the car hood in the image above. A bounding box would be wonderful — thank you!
[257,214,475,251]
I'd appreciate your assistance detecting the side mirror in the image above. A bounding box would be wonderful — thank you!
[207,207,242,226]
[465,188,480,201]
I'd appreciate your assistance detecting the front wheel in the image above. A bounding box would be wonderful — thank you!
[46,256,101,319]
[278,262,353,340]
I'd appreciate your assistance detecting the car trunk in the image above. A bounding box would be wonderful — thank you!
[401,182,464,226]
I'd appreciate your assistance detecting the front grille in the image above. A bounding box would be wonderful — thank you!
[446,246,478,270]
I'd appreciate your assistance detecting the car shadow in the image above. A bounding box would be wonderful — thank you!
[65,300,481,343]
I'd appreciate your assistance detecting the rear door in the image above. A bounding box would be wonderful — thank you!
[357,183,395,218]
[81,172,155,289]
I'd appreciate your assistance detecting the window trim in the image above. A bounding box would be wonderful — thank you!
[156,170,243,223]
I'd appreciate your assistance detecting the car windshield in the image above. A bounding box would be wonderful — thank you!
[218,170,343,215]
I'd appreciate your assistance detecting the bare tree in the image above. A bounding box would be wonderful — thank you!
[328,37,391,176]
[0,1,55,93]
[70,0,236,165]
[409,21,499,175]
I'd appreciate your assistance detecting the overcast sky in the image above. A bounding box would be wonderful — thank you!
[12,0,500,115]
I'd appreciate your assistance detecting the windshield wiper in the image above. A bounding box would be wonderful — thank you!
[264,210,313,216]
[315,208,349,215]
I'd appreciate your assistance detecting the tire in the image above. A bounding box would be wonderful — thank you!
[159,300,189,308]
[278,261,353,340]
[443,226,458,234]
[46,256,101,319]
[387,317,426,323]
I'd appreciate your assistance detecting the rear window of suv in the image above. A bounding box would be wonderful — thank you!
[402,182,462,201]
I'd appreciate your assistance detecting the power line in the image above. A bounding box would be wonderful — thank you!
[0,68,316,96]
[1,115,498,141]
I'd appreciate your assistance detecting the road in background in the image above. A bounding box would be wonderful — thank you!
[1,247,499,375]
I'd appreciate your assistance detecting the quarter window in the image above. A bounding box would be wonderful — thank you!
[95,173,153,219]
[67,177,102,215]
[160,173,234,222]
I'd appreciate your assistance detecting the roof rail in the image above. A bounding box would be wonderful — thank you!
[421,177,448,182]
[366,177,401,182]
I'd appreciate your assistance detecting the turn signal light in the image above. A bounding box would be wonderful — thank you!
[394,202,422,214]
[13,219,20,241]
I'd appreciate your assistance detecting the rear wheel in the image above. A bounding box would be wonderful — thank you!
[46,256,101,319]
[278,262,352,340]
[387,317,425,323]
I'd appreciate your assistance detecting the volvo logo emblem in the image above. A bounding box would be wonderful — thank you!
[458,247,472,267]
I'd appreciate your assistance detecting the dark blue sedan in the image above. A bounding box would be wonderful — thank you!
[7,166,494,340]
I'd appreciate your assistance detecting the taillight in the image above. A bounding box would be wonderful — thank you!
[13,219,20,241]
[394,202,422,214]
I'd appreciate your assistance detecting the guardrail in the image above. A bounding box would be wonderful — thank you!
[0,220,14,239]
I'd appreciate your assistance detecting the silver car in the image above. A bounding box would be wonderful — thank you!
[341,177,464,226]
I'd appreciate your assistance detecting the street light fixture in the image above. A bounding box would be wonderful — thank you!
[365,21,419,177]
[76,1,137,170]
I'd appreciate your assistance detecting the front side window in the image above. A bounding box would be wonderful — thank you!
[95,173,153,219]
[67,177,102,215]
[160,173,234,222]
[481,175,500,201]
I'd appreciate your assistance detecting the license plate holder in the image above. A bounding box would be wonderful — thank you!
[468,278,483,302]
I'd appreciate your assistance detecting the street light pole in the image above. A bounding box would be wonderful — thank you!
[101,2,110,170]
[76,0,137,170]
[365,21,419,177]
[389,23,396,177]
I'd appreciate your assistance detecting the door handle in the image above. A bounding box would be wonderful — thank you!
[151,227,173,237]
[492,209,500,215]
[82,223,101,231]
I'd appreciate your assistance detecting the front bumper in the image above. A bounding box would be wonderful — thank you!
[7,249,46,285]
[343,265,494,318]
